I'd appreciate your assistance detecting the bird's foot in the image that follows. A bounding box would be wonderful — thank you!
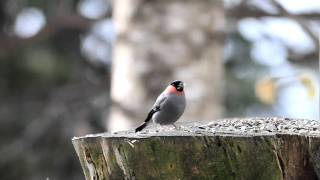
[172,124,195,133]
[172,123,178,129]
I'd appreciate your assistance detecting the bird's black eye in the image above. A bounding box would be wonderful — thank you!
[170,80,184,91]
[176,86,183,91]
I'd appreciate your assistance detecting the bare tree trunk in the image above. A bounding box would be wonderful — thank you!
[108,0,225,132]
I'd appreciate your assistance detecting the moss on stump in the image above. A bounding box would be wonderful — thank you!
[72,117,320,180]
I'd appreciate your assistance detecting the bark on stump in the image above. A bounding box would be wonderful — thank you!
[72,117,320,180]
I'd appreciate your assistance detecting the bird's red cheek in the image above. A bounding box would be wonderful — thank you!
[165,85,184,96]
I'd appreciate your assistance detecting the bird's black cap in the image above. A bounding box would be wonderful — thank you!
[170,80,185,92]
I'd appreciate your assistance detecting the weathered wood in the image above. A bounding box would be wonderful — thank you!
[72,118,320,180]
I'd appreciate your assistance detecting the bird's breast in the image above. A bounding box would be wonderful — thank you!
[153,94,185,125]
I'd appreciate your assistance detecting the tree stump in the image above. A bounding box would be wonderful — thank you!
[72,117,320,180]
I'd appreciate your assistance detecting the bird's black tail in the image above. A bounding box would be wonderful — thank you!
[135,107,159,132]
[135,122,148,132]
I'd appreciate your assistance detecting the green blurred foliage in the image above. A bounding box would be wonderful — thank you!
[0,0,108,179]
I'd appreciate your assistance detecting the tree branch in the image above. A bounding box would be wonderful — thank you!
[228,4,320,20]
[0,14,96,56]
[269,0,319,50]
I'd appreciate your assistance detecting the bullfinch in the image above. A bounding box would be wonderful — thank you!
[135,80,186,132]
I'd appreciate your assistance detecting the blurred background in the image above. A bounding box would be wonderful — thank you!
[0,0,318,179]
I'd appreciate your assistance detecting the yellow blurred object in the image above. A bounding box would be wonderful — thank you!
[299,73,316,99]
[255,77,277,105]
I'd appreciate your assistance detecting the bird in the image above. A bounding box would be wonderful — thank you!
[135,80,186,132]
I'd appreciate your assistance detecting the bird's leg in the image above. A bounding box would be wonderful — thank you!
[172,123,185,131]
[155,124,162,132]
[173,123,194,133]
[172,123,178,129]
